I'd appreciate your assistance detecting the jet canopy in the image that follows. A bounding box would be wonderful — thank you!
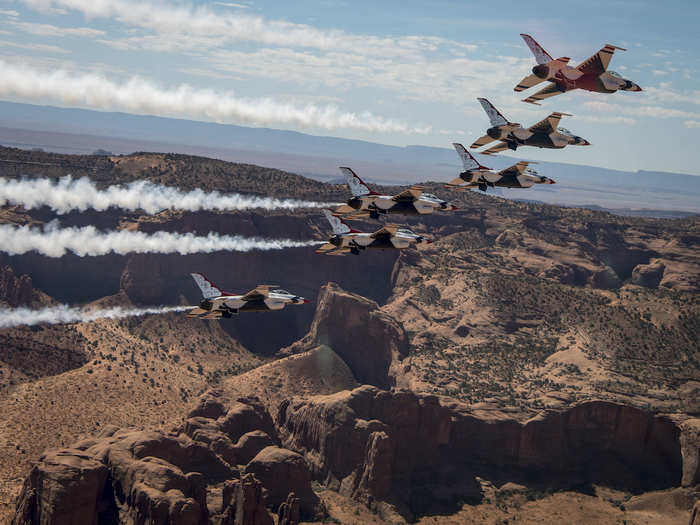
[525,168,539,176]
[273,289,291,295]
[397,228,416,236]
[422,192,440,200]
[609,70,623,78]
[558,127,574,137]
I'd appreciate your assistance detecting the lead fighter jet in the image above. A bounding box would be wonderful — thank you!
[471,98,590,155]
[186,273,309,318]
[334,167,456,220]
[515,34,642,105]
[316,209,431,256]
[447,143,555,191]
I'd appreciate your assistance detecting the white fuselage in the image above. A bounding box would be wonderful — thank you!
[357,194,447,215]
[336,230,427,250]
[210,291,302,312]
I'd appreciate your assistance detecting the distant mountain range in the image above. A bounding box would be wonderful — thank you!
[0,100,698,215]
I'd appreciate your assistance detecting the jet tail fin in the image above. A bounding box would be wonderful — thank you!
[520,34,553,65]
[339,167,374,197]
[322,209,352,235]
[452,143,488,171]
[477,98,509,127]
[191,273,222,299]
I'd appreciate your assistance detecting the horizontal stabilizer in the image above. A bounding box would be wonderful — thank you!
[470,134,496,149]
[514,73,545,92]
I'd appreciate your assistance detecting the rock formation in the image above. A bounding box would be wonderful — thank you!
[0,265,36,306]
[12,394,323,525]
[277,385,692,520]
[281,282,409,388]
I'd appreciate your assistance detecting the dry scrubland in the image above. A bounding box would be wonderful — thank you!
[0,146,698,524]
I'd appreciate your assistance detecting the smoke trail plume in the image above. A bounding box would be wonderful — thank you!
[0,222,321,257]
[0,304,191,328]
[0,176,341,214]
[0,59,431,134]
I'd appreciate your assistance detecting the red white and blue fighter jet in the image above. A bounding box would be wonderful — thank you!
[515,34,642,105]
[335,167,456,220]
[316,209,431,256]
[187,273,309,318]
[447,143,555,192]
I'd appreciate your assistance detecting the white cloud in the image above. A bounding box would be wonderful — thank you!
[0,9,20,16]
[684,120,700,129]
[213,1,250,8]
[21,0,476,60]
[11,20,106,38]
[0,39,68,54]
[0,59,433,134]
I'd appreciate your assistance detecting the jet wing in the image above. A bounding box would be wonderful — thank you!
[186,307,223,319]
[522,84,564,105]
[498,161,534,176]
[333,204,358,214]
[370,224,399,239]
[315,242,349,255]
[515,73,545,93]
[241,285,277,301]
[470,134,497,149]
[481,141,510,155]
[392,186,424,201]
[528,112,572,133]
[577,44,623,75]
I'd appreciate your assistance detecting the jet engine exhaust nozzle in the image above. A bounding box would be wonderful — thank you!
[532,64,550,79]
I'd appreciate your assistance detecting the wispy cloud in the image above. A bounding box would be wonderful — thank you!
[0,59,432,134]
[21,0,475,60]
[0,9,20,16]
[0,39,68,54]
[11,20,106,38]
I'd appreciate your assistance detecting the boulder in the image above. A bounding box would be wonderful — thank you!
[235,431,275,465]
[245,446,321,519]
[12,450,108,525]
[630,260,666,288]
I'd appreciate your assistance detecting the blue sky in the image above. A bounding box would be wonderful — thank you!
[0,0,699,174]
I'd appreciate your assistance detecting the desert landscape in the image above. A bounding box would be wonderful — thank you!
[1,145,699,524]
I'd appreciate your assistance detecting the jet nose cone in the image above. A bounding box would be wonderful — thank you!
[450,204,458,211]
[548,179,556,184]
[302,298,311,304]
[424,238,433,244]
[578,138,591,146]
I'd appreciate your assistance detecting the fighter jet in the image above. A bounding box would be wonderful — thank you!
[186,273,309,318]
[471,98,590,155]
[515,34,642,105]
[447,143,555,192]
[316,209,431,256]
[334,167,456,219]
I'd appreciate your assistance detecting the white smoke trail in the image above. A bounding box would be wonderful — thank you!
[0,304,191,328]
[0,59,431,134]
[0,176,341,214]
[0,222,321,257]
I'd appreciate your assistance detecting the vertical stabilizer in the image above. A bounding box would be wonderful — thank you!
[477,98,509,127]
[191,273,222,299]
[520,34,553,65]
[453,143,487,171]
[339,167,372,197]
[323,209,352,235]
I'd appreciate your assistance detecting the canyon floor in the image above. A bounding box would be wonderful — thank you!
[1,146,698,524]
